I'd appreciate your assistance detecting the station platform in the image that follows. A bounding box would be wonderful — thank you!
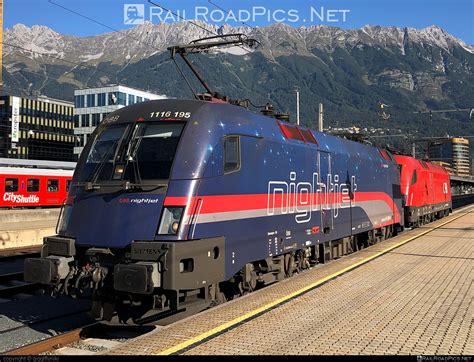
[0,208,59,250]
[107,206,473,356]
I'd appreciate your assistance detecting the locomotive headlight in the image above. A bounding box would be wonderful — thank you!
[171,221,179,233]
[158,207,184,235]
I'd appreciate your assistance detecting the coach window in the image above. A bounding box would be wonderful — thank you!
[27,179,40,192]
[5,178,18,192]
[224,136,240,173]
[47,179,59,192]
[411,170,417,185]
[66,180,72,192]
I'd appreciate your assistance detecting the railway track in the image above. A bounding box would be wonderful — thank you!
[0,247,42,300]
[0,246,41,261]
[4,323,99,355]
[3,322,155,355]
[0,304,95,354]
[0,271,39,299]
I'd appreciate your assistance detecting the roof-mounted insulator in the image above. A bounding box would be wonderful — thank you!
[275,112,290,122]
[261,103,274,117]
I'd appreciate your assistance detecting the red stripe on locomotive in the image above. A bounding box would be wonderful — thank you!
[164,191,401,223]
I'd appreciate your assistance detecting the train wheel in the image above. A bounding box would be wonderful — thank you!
[284,253,295,277]
[297,249,311,270]
[356,234,369,250]
[209,283,227,306]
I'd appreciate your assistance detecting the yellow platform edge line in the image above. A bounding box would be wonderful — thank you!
[155,208,472,355]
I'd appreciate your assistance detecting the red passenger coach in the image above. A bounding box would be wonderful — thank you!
[393,155,451,226]
[0,158,75,208]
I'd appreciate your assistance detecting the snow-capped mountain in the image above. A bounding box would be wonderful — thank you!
[5,21,473,64]
[3,21,474,145]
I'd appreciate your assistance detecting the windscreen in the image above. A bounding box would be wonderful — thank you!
[125,123,184,180]
[78,122,184,183]
[80,124,128,182]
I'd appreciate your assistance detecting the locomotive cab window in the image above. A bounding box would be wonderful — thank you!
[224,136,240,173]
[47,179,59,192]
[66,180,71,192]
[126,123,184,180]
[81,122,184,183]
[5,178,18,192]
[27,178,40,192]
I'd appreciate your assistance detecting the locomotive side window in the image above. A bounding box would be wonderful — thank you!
[5,178,18,192]
[27,178,40,192]
[66,180,72,192]
[411,170,417,185]
[47,179,59,192]
[224,136,240,173]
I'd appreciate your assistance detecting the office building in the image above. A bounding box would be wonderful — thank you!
[73,85,167,157]
[428,137,471,177]
[0,95,75,161]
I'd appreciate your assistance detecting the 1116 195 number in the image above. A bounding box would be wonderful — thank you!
[150,111,191,118]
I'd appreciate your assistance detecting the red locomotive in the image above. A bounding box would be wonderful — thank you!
[393,155,451,227]
[0,158,75,208]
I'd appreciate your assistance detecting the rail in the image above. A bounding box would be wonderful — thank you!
[3,323,100,355]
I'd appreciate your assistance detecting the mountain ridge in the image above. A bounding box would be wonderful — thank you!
[5,21,474,63]
[4,21,474,152]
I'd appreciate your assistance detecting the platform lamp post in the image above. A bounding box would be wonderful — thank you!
[27,130,34,159]
[75,135,82,161]
[295,87,300,126]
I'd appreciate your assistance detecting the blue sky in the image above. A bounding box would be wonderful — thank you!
[5,0,474,43]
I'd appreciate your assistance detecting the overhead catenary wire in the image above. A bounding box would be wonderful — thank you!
[4,0,176,95]
[3,41,172,97]
[48,0,166,54]
[3,42,120,81]
[44,0,234,99]
[207,0,253,29]
[22,0,257,101]
[147,1,215,36]
[146,1,261,100]
[147,0,254,55]
[4,51,118,89]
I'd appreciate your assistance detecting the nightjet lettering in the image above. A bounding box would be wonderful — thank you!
[267,172,357,224]
[119,198,160,204]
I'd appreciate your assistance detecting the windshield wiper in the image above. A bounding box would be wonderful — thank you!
[84,143,118,191]
[123,181,168,192]
[124,126,144,190]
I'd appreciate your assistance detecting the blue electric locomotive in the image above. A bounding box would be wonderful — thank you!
[25,98,403,323]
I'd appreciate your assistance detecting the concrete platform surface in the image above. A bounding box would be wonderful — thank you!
[106,207,473,356]
[0,208,60,225]
[0,208,59,250]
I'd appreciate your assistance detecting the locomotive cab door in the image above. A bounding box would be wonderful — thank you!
[318,151,333,235]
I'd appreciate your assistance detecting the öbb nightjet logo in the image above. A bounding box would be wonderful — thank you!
[124,4,145,25]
